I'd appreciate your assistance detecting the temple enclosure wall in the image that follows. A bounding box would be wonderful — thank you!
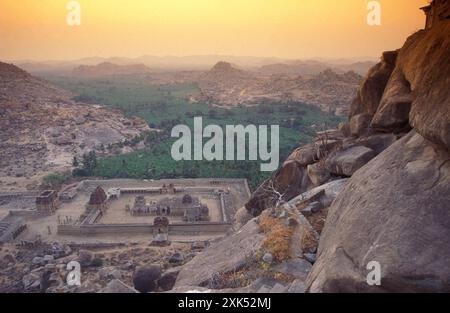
[57,222,231,236]
[77,178,251,193]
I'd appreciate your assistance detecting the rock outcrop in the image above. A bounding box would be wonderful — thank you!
[305,2,450,292]
[307,131,450,292]
[349,51,398,121]
[349,11,450,142]
[132,264,162,293]
[325,145,376,177]
[0,62,150,189]
[403,21,450,150]
[195,62,362,115]
[244,126,397,216]
[245,161,312,216]
[242,1,450,293]
[174,219,265,288]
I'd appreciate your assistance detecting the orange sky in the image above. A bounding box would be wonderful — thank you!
[0,0,429,61]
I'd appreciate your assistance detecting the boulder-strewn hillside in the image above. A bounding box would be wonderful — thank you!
[194,62,362,116]
[0,62,150,189]
[73,62,151,78]
[306,7,450,293]
[169,1,450,293]
[258,60,375,76]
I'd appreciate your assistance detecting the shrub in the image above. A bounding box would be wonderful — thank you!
[42,173,67,189]
[72,168,88,177]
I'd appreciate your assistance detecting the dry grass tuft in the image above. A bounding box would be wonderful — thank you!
[259,210,294,262]
[273,272,291,282]
[300,226,318,253]
[305,208,328,234]
[220,270,253,289]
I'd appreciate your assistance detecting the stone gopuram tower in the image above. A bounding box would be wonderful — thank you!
[86,186,108,213]
[36,190,59,214]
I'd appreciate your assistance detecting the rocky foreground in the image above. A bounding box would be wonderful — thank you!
[0,241,206,293]
[171,4,450,293]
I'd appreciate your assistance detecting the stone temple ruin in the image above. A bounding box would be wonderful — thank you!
[151,216,170,246]
[0,178,251,244]
[35,190,59,214]
[128,194,210,222]
[0,218,27,243]
[86,186,108,213]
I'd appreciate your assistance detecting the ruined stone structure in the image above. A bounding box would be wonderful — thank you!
[86,186,108,213]
[36,190,59,214]
[19,235,42,248]
[154,216,169,233]
[128,194,210,222]
[421,0,450,29]
[151,216,170,246]
[0,219,27,243]
[58,184,78,202]
[160,183,176,194]
[107,188,121,200]
[128,195,158,216]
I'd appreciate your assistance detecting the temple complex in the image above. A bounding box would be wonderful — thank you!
[0,178,251,244]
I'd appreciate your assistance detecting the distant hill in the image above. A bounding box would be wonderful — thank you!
[194,62,362,115]
[200,61,253,82]
[15,55,376,74]
[73,62,151,77]
[258,60,375,76]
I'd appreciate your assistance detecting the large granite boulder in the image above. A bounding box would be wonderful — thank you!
[158,267,181,291]
[174,218,265,288]
[307,131,450,292]
[356,133,398,155]
[287,144,318,166]
[77,250,94,267]
[325,146,376,177]
[371,67,413,132]
[405,21,450,150]
[307,163,331,186]
[245,161,311,216]
[132,264,162,293]
[349,51,398,119]
[349,113,371,137]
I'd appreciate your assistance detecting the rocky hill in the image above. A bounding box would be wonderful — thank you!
[0,62,150,190]
[167,1,450,293]
[195,61,362,116]
[258,60,375,76]
[73,62,151,78]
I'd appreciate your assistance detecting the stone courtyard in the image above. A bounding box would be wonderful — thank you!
[0,178,251,244]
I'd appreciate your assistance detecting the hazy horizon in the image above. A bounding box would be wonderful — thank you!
[5,54,379,64]
[0,0,429,62]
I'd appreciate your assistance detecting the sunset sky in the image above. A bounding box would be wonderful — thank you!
[0,0,429,61]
